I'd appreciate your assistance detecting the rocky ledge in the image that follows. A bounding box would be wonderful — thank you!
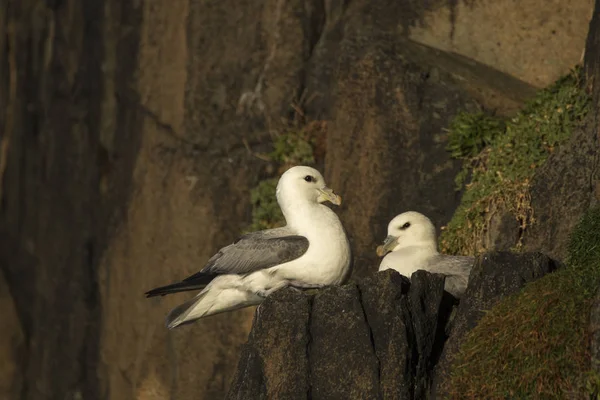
[226,252,560,400]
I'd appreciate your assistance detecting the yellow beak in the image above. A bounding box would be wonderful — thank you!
[376,235,398,257]
[317,186,342,206]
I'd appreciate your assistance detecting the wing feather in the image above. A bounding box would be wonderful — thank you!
[201,234,309,275]
[426,255,475,298]
[426,255,474,277]
[145,228,309,298]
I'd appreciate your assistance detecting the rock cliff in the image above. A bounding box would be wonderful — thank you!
[227,253,560,399]
[0,0,596,399]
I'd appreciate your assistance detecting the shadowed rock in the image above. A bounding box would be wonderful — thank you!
[408,271,455,399]
[229,252,560,400]
[0,270,25,399]
[358,271,414,399]
[226,289,311,400]
[310,285,380,400]
[228,270,456,399]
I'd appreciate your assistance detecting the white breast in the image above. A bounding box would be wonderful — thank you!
[378,246,436,279]
[275,204,351,286]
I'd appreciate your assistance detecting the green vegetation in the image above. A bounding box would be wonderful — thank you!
[446,112,506,159]
[440,67,590,255]
[445,207,600,399]
[247,178,284,231]
[270,131,315,165]
[246,120,323,232]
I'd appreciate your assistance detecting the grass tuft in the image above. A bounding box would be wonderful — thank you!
[440,66,590,255]
[444,207,600,399]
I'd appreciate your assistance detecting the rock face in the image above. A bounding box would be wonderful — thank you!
[0,0,593,399]
[227,290,311,400]
[227,270,452,400]
[2,1,263,398]
[408,0,593,88]
[0,270,25,399]
[481,0,600,260]
[227,252,559,399]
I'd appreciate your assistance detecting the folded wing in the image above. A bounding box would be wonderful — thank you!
[145,228,309,297]
[426,255,475,297]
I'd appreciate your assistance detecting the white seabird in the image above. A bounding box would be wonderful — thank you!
[376,211,474,298]
[145,165,352,329]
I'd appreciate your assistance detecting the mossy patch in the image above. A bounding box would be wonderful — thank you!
[446,112,506,160]
[270,130,315,166]
[444,207,600,399]
[245,119,326,232]
[247,178,285,231]
[440,66,591,255]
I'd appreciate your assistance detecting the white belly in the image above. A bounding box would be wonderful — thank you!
[378,247,434,278]
[274,207,351,285]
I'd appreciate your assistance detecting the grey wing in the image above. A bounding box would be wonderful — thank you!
[426,255,475,297]
[426,255,475,277]
[190,228,310,277]
[146,228,309,298]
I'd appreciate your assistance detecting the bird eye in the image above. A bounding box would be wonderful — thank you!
[304,175,314,182]
[400,222,411,230]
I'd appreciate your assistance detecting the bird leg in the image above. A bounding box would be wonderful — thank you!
[289,281,327,290]
[255,280,289,298]
[255,303,264,321]
[287,282,329,296]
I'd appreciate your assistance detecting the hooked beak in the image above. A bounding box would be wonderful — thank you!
[317,186,342,206]
[376,235,399,257]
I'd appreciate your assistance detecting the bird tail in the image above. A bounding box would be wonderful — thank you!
[145,273,215,298]
[165,292,208,329]
[145,282,205,297]
[165,287,263,329]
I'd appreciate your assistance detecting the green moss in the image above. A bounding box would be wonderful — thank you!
[447,112,507,189]
[446,112,506,160]
[270,131,315,165]
[445,207,600,399]
[585,371,600,400]
[440,66,590,255]
[245,178,285,232]
[245,122,321,232]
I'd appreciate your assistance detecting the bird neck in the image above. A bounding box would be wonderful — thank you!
[282,201,315,225]
[394,240,438,254]
[281,200,334,234]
